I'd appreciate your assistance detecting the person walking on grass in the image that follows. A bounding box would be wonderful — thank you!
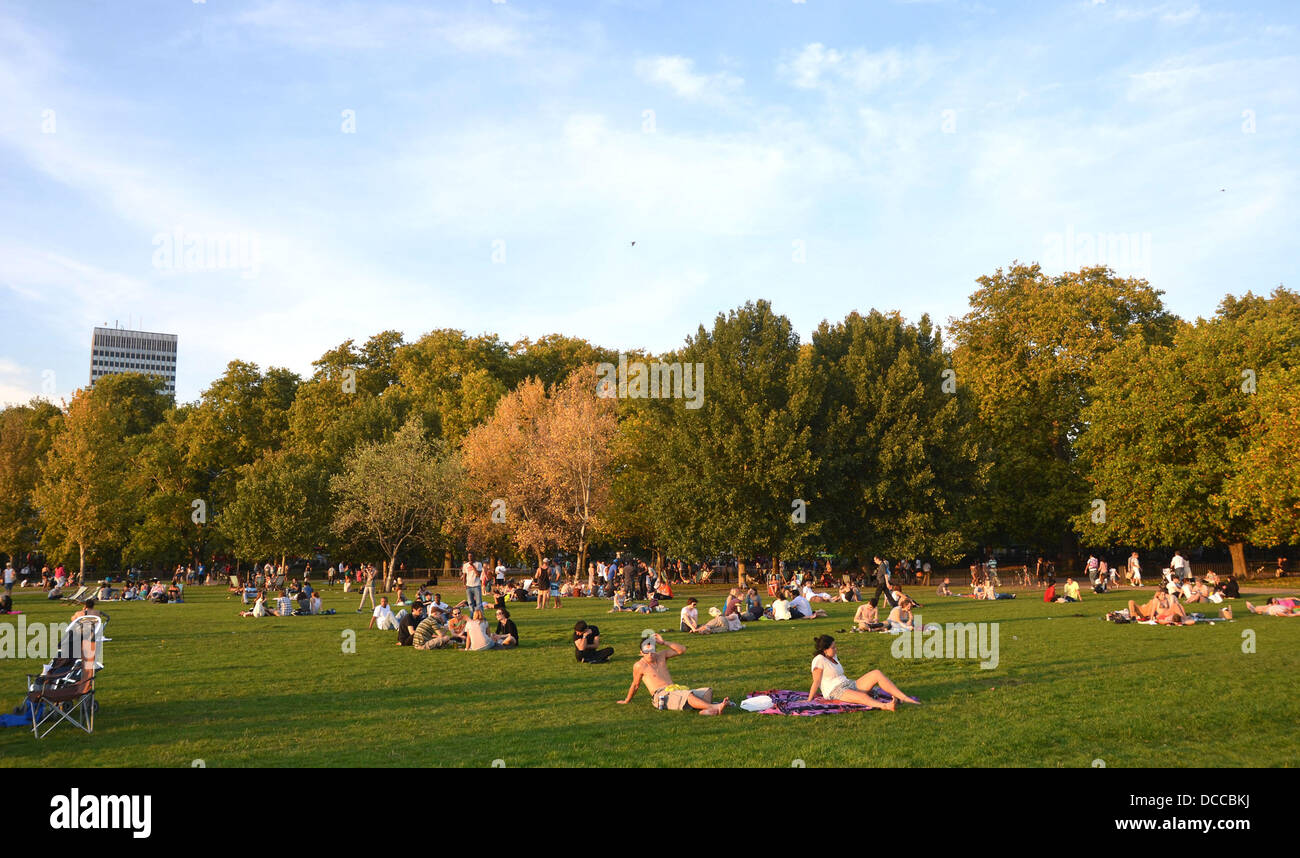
[356,565,376,612]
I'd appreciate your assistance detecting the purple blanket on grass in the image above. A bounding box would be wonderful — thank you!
[748,688,893,716]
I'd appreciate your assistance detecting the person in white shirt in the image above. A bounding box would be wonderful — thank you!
[801,584,827,602]
[463,552,484,614]
[2,562,15,595]
[788,590,827,619]
[770,595,793,621]
[1127,552,1142,587]
[1171,551,1187,580]
[240,593,268,618]
[808,635,919,708]
[679,598,700,632]
[369,596,400,630]
[309,593,322,615]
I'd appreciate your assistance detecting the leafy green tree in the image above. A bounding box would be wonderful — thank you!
[640,301,815,581]
[331,419,463,575]
[1224,365,1300,550]
[805,310,983,567]
[393,329,512,442]
[183,361,300,534]
[220,450,332,566]
[0,400,63,564]
[122,406,213,568]
[506,334,617,390]
[35,374,170,576]
[1076,288,1300,577]
[949,263,1176,554]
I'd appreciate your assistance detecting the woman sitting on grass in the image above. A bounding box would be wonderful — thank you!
[741,588,763,621]
[239,592,268,617]
[935,578,953,597]
[887,597,915,632]
[463,609,502,651]
[808,634,920,710]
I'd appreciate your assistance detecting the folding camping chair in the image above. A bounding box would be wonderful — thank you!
[272,574,286,591]
[26,615,109,738]
[61,586,89,603]
[227,574,243,598]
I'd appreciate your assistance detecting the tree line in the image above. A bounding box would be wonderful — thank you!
[1,263,1296,580]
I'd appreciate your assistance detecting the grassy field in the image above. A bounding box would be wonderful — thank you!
[2,581,1297,768]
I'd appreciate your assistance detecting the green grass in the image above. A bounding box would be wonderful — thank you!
[2,582,1297,767]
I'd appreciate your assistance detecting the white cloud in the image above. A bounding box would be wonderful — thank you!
[780,43,938,92]
[636,55,743,104]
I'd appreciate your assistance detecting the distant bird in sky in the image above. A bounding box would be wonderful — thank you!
[630,241,636,246]
[1220,188,1226,192]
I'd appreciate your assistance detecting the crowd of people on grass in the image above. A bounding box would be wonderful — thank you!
[6,545,1295,717]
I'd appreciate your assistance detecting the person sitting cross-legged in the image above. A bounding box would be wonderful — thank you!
[369,596,401,630]
[412,613,454,649]
[852,601,886,632]
[494,608,519,647]
[463,609,503,651]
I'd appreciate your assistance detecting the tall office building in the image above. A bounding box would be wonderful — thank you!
[89,326,177,396]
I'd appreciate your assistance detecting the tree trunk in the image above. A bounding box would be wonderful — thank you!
[577,543,588,583]
[737,560,747,589]
[78,541,85,580]
[1229,541,1247,580]
[443,550,452,576]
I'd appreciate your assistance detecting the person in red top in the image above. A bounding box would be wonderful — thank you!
[1043,580,1056,603]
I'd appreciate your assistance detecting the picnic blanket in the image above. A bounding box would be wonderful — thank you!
[745,688,892,716]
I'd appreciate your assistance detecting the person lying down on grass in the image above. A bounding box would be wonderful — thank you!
[692,606,742,634]
[808,635,920,711]
[1127,590,1194,625]
[1245,598,1300,617]
[618,634,728,715]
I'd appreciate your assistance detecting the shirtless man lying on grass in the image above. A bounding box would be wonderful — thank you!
[617,633,728,715]
[1128,590,1194,625]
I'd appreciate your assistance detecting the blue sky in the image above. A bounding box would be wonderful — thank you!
[1,0,1296,404]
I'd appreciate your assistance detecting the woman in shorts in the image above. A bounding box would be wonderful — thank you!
[807,635,920,710]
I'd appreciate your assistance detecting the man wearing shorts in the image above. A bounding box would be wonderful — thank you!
[617,634,727,715]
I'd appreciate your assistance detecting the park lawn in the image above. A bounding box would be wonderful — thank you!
[1,583,1297,768]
